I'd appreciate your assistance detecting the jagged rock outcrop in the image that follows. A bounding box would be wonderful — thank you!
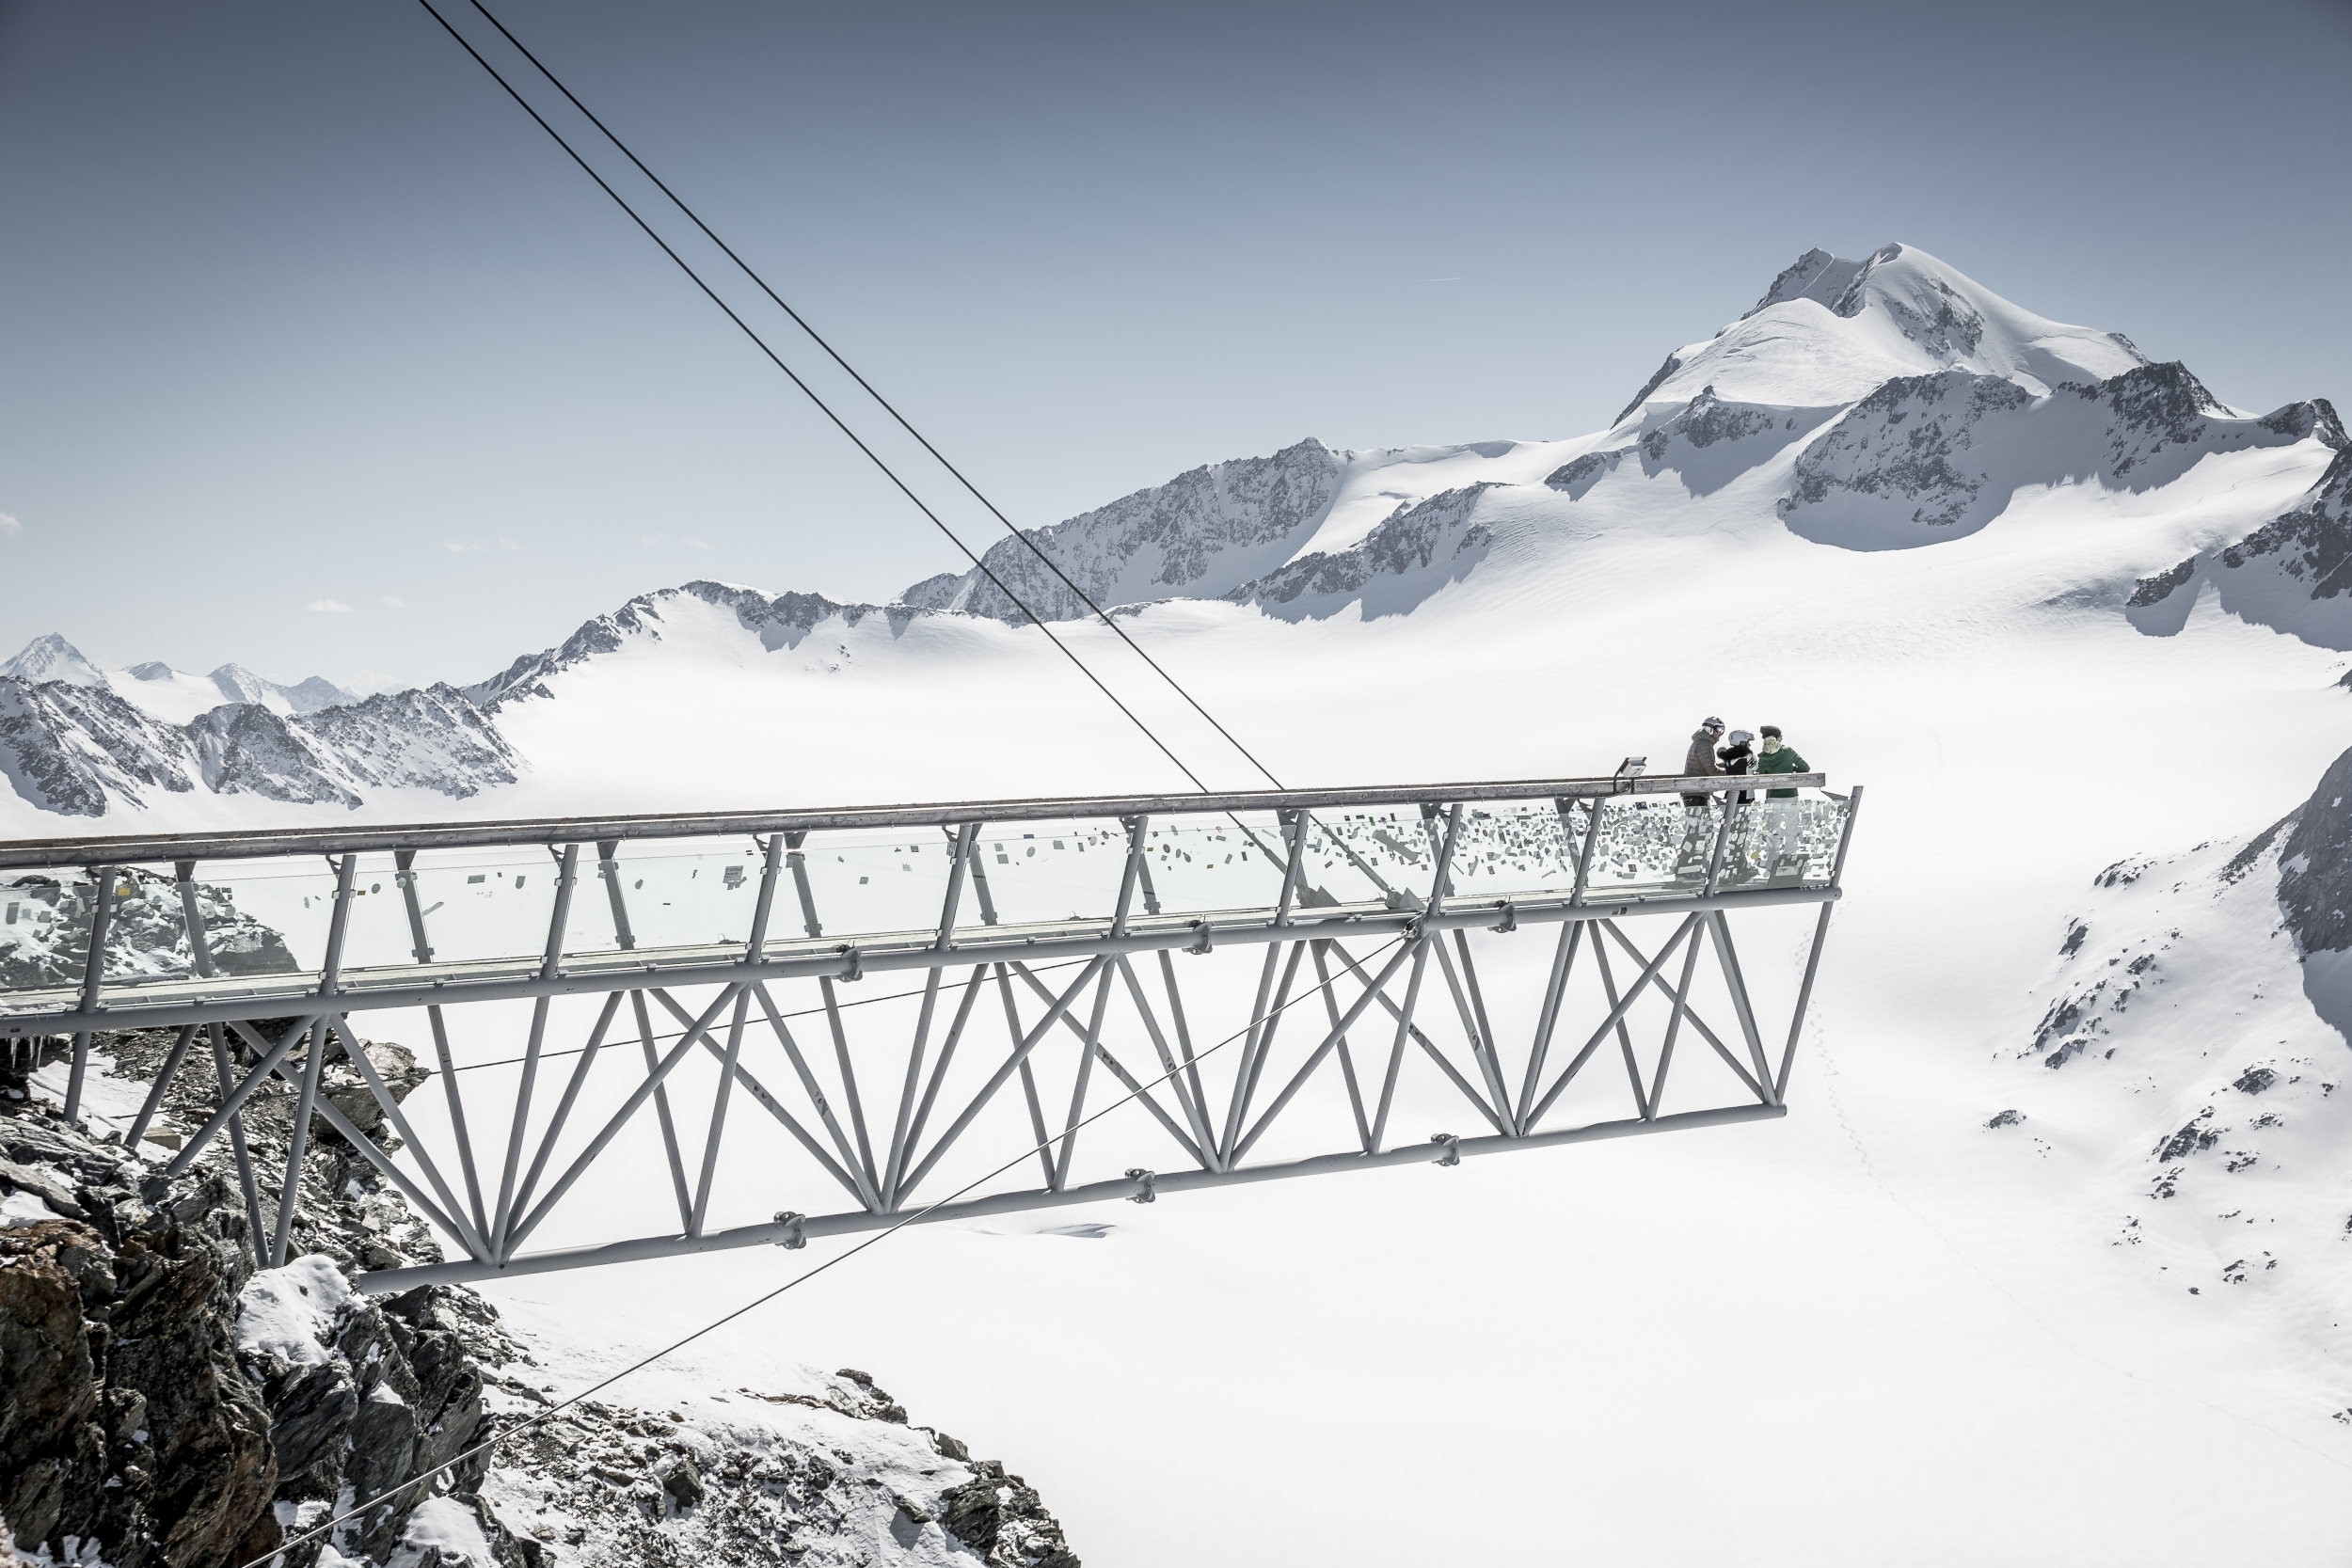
[1549,386,1841,501]
[2124,412,2352,647]
[1225,483,1497,621]
[1781,364,2328,549]
[3,1033,1081,1567]
[900,438,1345,623]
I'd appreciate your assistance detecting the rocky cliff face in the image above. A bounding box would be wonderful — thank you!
[2125,410,2352,648]
[899,438,1345,623]
[1,1032,1078,1568]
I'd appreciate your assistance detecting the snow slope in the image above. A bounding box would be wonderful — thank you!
[12,244,2352,1564]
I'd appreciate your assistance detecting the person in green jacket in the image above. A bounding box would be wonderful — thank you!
[1756,726,1809,798]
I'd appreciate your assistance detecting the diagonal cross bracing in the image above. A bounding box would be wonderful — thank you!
[0,774,1857,1292]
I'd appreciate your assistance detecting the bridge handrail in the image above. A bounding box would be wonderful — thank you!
[0,771,1828,869]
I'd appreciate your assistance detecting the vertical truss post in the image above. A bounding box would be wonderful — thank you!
[64,863,115,1121]
[323,1013,494,1260]
[492,843,579,1255]
[1049,965,1117,1191]
[1225,942,1308,1163]
[1571,796,1604,908]
[787,831,880,1194]
[271,1018,326,1269]
[749,985,884,1212]
[897,963,989,1194]
[995,965,1058,1186]
[1220,812,1308,1160]
[166,860,266,1263]
[1435,929,1512,1130]
[1706,913,1778,1106]
[208,1025,270,1265]
[1777,785,1863,1099]
[1645,921,1708,1120]
[1703,790,1741,898]
[599,847,692,1228]
[883,822,976,1208]
[1588,937,1652,1121]
[1368,939,1433,1153]
[272,853,356,1268]
[403,847,488,1243]
[632,990,694,1228]
[1113,955,1222,1167]
[689,990,753,1237]
[1515,922,1584,1134]
[686,834,787,1234]
[958,827,1000,926]
[1113,815,1150,933]
[1310,942,1375,1152]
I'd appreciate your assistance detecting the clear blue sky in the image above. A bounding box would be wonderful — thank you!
[5,0,2349,690]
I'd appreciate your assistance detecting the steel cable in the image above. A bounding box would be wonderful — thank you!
[457,0,1289,792]
[413,0,1270,795]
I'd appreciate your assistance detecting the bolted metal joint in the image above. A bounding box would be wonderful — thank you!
[1187,921,1213,956]
[838,946,864,982]
[1490,902,1517,934]
[1429,1133,1460,1166]
[1125,1168,1156,1204]
[772,1211,806,1249]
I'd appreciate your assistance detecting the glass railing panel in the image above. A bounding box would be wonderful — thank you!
[1431,804,1582,902]
[345,846,562,973]
[1715,796,1850,890]
[946,817,1136,931]
[1579,797,1718,895]
[581,841,771,956]
[1283,810,1417,911]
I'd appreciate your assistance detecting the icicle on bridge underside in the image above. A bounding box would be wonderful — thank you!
[0,773,1859,1293]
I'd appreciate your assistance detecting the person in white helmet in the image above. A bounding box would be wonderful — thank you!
[1718,728,1756,804]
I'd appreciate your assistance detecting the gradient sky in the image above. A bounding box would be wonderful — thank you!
[5,0,2350,691]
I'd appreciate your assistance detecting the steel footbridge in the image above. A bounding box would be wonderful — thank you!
[0,772,1857,1294]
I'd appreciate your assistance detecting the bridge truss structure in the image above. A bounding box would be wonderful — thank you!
[0,772,1857,1294]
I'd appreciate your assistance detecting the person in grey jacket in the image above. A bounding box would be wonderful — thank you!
[1680,717,1725,806]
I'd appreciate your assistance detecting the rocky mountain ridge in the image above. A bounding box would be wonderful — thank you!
[8,241,2350,827]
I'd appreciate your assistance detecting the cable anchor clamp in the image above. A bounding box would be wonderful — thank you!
[772,1211,806,1250]
[1490,902,1517,934]
[837,945,863,982]
[1187,921,1213,956]
[1429,1133,1460,1167]
[1125,1168,1156,1204]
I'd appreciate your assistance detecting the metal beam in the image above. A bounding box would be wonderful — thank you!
[355,1103,1788,1291]
[0,773,1829,871]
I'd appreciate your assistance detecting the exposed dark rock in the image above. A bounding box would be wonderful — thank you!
[3,1035,1079,1567]
[2277,744,2352,954]
[1227,483,1497,618]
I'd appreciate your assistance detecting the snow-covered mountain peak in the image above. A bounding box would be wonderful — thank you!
[1,634,107,688]
[1623,242,2150,422]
